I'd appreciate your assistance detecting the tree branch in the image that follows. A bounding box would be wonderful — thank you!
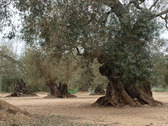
[160,14,168,29]
[0,51,18,64]
[91,0,127,20]
[126,0,143,10]
[149,0,159,10]
[155,9,168,18]
[0,0,11,7]
[76,47,81,55]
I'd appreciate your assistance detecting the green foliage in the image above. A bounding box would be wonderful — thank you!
[150,53,167,87]
[68,59,108,91]
[152,88,168,92]
[149,39,168,87]
[22,46,79,91]
[0,76,16,92]
[17,0,168,88]
[0,45,22,92]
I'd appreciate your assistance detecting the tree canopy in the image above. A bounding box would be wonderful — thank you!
[14,0,168,86]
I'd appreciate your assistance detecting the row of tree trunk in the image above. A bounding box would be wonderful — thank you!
[8,79,76,98]
[8,74,162,107]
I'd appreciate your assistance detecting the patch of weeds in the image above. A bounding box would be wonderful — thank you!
[82,122,90,126]
[56,115,61,118]
[33,114,78,126]
[2,114,102,126]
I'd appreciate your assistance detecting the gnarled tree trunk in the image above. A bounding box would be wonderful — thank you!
[9,79,36,97]
[94,64,162,107]
[46,79,76,98]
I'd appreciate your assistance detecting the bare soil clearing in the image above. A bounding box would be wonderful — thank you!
[0,92,168,126]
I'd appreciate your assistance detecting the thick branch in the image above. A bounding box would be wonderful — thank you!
[155,9,168,18]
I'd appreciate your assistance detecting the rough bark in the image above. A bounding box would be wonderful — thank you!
[9,79,37,97]
[94,64,162,107]
[46,79,76,98]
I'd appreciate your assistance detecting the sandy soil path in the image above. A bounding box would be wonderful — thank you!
[1,92,168,126]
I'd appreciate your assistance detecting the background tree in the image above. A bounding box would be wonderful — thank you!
[22,46,78,97]
[69,59,108,93]
[0,44,21,92]
[150,39,168,88]
[165,56,168,85]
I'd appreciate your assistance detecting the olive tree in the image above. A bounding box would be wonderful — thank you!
[22,46,78,97]
[0,44,20,92]
[12,0,168,106]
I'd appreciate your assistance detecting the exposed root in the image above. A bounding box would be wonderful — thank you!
[44,94,77,98]
[8,92,37,97]
[93,64,162,107]
[8,79,37,97]
[138,89,163,106]
[94,79,162,107]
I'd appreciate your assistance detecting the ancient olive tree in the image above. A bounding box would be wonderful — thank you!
[22,47,78,98]
[90,0,167,107]
[0,44,37,96]
[16,0,168,106]
[0,44,31,121]
[0,45,19,92]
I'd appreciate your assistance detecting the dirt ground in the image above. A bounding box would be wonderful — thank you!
[0,91,168,126]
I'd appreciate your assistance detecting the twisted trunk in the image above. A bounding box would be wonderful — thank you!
[94,65,162,107]
[46,79,76,98]
[9,79,36,97]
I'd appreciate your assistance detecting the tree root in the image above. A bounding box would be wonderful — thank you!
[94,82,162,107]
